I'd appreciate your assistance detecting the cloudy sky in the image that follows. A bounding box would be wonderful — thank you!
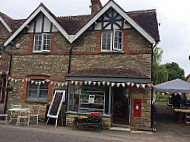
[0,0,190,76]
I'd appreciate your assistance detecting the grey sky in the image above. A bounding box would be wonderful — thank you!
[0,0,190,76]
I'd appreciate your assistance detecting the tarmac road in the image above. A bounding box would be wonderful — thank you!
[0,122,190,142]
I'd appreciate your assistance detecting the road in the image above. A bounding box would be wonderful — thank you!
[0,123,190,142]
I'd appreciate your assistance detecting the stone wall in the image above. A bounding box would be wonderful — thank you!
[130,87,152,131]
[71,29,152,77]
[4,32,70,123]
[7,80,67,122]
[71,54,151,78]
[66,114,112,129]
[11,55,69,77]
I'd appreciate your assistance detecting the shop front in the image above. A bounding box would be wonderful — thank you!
[66,76,153,130]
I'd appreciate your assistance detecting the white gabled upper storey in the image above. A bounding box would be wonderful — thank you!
[72,0,156,45]
[3,0,157,46]
[4,4,69,46]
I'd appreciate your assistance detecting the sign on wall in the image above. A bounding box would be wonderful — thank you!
[88,95,95,104]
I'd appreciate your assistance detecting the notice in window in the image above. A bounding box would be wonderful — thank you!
[88,95,95,104]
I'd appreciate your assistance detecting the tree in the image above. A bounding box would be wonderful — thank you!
[153,47,163,67]
[153,47,168,85]
[165,62,185,81]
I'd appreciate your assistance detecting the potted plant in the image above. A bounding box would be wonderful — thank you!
[87,112,102,123]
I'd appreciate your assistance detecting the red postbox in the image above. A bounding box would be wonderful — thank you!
[133,99,141,117]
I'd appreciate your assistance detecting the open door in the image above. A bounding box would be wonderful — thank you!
[113,86,130,125]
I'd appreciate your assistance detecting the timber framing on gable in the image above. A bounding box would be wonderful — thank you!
[3,0,157,47]
[74,0,156,45]
[4,3,69,46]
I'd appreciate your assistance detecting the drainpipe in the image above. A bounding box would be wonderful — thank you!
[64,44,74,125]
[151,43,158,130]
[2,47,12,114]
[67,44,74,75]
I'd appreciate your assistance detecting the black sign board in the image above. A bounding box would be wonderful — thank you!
[47,90,65,119]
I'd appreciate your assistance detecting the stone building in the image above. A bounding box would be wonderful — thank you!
[0,0,160,131]
[187,74,190,83]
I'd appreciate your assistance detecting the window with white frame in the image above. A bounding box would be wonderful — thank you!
[33,33,51,52]
[101,30,123,52]
[27,80,48,102]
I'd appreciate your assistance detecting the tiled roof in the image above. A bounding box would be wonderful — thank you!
[56,9,160,41]
[0,12,24,32]
[68,68,150,79]
[57,15,91,35]
[127,9,160,42]
[0,6,160,41]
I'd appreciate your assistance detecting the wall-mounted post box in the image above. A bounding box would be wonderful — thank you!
[133,99,141,117]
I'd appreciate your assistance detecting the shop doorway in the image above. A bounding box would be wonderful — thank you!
[113,86,130,125]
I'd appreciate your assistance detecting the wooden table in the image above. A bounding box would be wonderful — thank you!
[174,109,190,113]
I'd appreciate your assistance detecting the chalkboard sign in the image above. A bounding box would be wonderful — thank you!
[47,90,65,119]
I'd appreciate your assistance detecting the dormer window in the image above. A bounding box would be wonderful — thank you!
[101,30,123,52]
[33,33,51,52]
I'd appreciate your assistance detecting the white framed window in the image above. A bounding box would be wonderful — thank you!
[101,30,123,52]
[33,33,51,52]
[101,31,112,51]
[114,30,122,50]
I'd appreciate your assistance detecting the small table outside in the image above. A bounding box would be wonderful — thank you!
[8,108,30,124]
[174,108,190,122]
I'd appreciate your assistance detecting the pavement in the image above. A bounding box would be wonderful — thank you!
[0,105,190,142]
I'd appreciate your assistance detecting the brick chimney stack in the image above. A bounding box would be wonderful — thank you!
[91,0,102,16]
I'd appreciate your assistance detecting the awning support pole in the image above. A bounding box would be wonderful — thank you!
[108,85,112,115]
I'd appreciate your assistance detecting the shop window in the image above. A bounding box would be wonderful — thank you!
[68,85,111,114]
[27,80,48,102]
[33,33,51,52]
[101,30,123,52]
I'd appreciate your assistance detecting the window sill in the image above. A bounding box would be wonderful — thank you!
[25,99,48,104]
[100,50,124,54]
[32,51,50,55]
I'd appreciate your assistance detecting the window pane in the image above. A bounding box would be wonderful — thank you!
[34,35,42,51]
[114,31,122,50]
[40,83,48,89]
[28,89,38,98]
[43,34,51,51]
[39,90,48,98]
[102,32,111,51]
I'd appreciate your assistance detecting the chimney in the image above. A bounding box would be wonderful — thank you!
[91,0,102,16]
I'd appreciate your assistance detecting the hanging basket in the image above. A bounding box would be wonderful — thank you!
[5,86,14,92]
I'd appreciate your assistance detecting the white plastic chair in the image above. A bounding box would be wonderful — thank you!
[16,109,30,127]
[28,105,42,125]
